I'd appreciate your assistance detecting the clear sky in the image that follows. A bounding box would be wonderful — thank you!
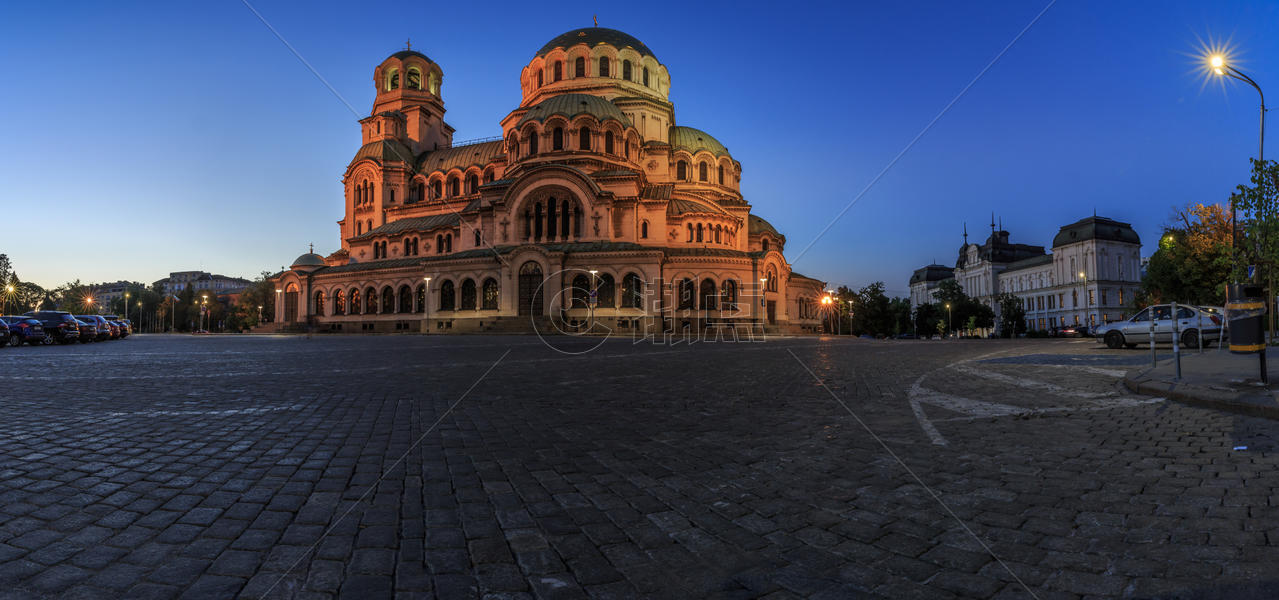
[1,1,1276,295]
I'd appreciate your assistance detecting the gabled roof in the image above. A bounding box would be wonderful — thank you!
[416,140,504,176]
[351,214,460,241]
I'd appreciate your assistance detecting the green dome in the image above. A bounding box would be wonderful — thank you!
[516,94,632,128]
[669,126,730,157]
[536,28,656,60]
[291,253,326,268]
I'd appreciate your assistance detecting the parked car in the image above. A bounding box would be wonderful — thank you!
[72,318,98,343]
[0,319,8,347]
[77,315,115,341]
[24,311,81,344]
[896,333,918,339]
[1094,304,1223,349]
[103,315,130,338]
[1,316,45,346]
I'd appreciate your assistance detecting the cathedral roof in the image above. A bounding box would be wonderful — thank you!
[416,140,504,175]
[667,198,726,216]
[388,49,433,63]
[669,126,731,158]
[1002,254,1053,274]
[349,138,415,167]
[1052,216,1141,248]
[516,94,632,128]
[350,214,460,240]
[909,264,955,285]
[749,214,780,237]
[640,183,674,200]
[536,28,656,60]
[291,253,326,268]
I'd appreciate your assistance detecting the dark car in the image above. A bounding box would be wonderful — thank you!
[1,316,44,346]
[24,311,81,344]
[73,318,98,343]
[76,315,114,341]
[0,319,8,347]
[104,315,130,338]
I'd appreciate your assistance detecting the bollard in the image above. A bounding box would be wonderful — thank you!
[1172,302,1181,380]
[1150,306,1157,368]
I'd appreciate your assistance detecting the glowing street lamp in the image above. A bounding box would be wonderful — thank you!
[1208,53,1266,253]
[3,284,12,315]
[422,276,432,334]
[275,288,282,324]
[124,292,130,324]
[946,302,952,338]
[588,269,599,309]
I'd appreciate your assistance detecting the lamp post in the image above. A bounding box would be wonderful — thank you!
[258,304,263,325]
[759,277,768,324]
[124,292,130,324]
[820,294,832,334]
[588,269,598,311]
[422,276,431,334]
[946,302,952,338]
[1079,270,1088,330]
[3,284,12,315]
[137,301,142,333]
[848,299,854,336]
[1210,54,1266,254]
[275,288,282,325]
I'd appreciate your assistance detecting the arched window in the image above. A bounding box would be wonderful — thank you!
[598,56,609,77]
[686,223,693,242]
[574,57,585,77]
[349,288,360,315]
[676,160,687,180]
[356,222,362,236]
[367,219,373,233]
[365,287,377,314]
[579,127,591,150]
[622,60,632,81]
[407,68,421,90]
[411,181,423,203]
[553,61,562,82]
[604,131,614,154]
[439,280,455,311]
[552,127,563,150]
[766,266,778,292]
[381,286,394,313]
[372,242,380,260]
[428,72,439,94]
[699,162,708,182]
[431,181,441,200]
[571,274,590,308]
[640,220,648,239]
[536,70,543,87]
[314,291,325,316]
[762,239,770,252]
[466,174,478,194]
[642,67,650,86]
[436,234,443,253]
[398,285,411,314]
[333,289,345,315]
[446,234,452,252]
[622,272,643,309]
[482,278,499,310]
[460,279,477,310]
[597,273,615,308]
[718,165,725,185]
[722,280,738,312]
[415,283,426,313]
[474,230,482,247]
[678,278,695,310]
[696,224,703,242]
[700,279,717,311]
[484,170,494,182]
[447,177,459,196]
[527,130,539,154]
[386,68,399,91]
[714,225,722,243]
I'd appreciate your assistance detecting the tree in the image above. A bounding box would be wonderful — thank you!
[1233,158,1279,339]
[1139,202,1232,306]
[996,292,1026,338]
[913,302,942,337]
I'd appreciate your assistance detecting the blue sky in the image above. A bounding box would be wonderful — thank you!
[1,1,1275,295]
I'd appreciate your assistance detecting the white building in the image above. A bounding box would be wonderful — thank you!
[909,216,1143,333]
[154,271,252,296]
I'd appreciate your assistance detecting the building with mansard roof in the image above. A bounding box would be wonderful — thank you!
[909,216,1142,334]
[270,28,825,333]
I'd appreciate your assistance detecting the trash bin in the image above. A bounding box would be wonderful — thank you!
[1227,283,1267,354]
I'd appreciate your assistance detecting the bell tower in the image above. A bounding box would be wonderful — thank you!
[370,43,453,154]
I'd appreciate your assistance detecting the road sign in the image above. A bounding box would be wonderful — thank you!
[1248,265,1257,279]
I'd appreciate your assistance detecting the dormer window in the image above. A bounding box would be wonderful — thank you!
[622,60,632,81]
[553,61,562,82]
[574,57,585,77]
[598,57,609,77]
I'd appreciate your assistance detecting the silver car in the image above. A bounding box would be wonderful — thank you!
[1094,304,1223,349]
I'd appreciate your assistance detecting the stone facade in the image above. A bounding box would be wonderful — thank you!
[909,216,1142,333]
[271,28,825,333]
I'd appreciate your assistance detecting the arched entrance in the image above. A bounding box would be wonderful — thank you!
[284,283,299,323]
[519,261,544,316]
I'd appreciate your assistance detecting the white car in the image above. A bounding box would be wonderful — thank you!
[1094,304,1223,349]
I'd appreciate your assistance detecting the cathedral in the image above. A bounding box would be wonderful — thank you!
[271,27,825,333]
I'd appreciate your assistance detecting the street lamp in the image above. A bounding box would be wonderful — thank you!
[759,278,768,325]
[946,302,952,338]
[275,288,282,324]
[124,292,130,324]
[1209,54,1266,253]
[821,295,832,334]
[1079,270,1088,329]
[137,301,142,333]
[848,299,854,336]
[588,270,598,310]
[422,276,432,334]
[258,304,263,324]
[3,284,12,315]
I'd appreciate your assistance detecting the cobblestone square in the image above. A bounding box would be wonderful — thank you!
[1,334,1276,599]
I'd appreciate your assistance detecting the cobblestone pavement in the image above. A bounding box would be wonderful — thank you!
[0,334,1276,599]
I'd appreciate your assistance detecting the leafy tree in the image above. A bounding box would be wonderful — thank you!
[1233,159,1279,338]
[1139,202,1232,306]
[913,302,942,337]
[996,292,1026,338]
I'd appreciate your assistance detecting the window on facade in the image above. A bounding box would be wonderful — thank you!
[762,239,769,252]
[597,274,615,308]
[604,131,613,154]
[552,127,563,150]
[461,279,477,310]
[386,68,399,90]
[714,225,721,243]
[536,70,543,87]
[718,165,724,184]
[699,162,708,182]
[333,290,345,315]
[699,279,717,310]
[482,278,498,310]
[574,57,585,77]
[365,287,377,314]
[640,220,648,239]
[314,291,325,316]
[766,267,778,292]
[685,223,692,242]
[642,67,649,86]
[466,174,478,194]
[676,160,687,180]
[579,127,591,150]
[571,274,590,308]
[1071,290,1078,307]
[415,284,425,313]
[598,56,609,77]
[407,68,421,90]
[448,177,459,196]
[622,272,643,309]
[349,289,360,314]
[721,280,737,311]
[389,188,395,204]
[553,61,562,81]
[1119,289,1124,305]
[474,230,482,247]
[1088,290,1095,305]
[678,278,695,309]
[1101,289,1108,305]
[622,60,632,81]
[437,280,456,311]
[696,224,703,242]
[431,181,441,199]
[356,222,362,235]
[380,286,393,313]
[527,130,539,154]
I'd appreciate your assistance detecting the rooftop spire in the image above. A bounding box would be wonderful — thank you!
[309,242,314,253]
[963,222,968,245]
[405,38,412,51]
[593,15,598,26]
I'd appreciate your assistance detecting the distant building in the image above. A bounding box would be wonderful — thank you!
[909,216,1142,333]
[89,280,137,308]
[154,271,253,296]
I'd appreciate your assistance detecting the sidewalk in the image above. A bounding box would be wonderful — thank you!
[1124,346,1279,419]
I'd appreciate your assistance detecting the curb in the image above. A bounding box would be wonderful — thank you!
[1124,370,1279,420]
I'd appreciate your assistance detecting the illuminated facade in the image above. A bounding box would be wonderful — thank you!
[272,28,825,333]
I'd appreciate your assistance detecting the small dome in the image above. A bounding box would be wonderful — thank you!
[536,27,656,61]
[669,126,731,158]
[291,253,326,268]
[749,215,780,237]
[516,93,632,128]
[387,49,433,63]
